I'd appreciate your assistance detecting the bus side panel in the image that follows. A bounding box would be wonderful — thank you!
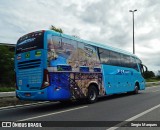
[102,64,136,94]
[47,71,104,101]
[102,64,117,94]
[47,72,71,100]
[132,71,145,90]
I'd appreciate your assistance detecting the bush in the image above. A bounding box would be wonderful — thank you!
[143,71,155,79]
[0,45,15,87]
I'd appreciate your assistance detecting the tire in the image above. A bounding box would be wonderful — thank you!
[87,86,98,104]
[134,84,139,94]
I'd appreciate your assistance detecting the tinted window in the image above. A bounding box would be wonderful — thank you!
[99,47,140,71]
[98,48,110,64]
[110,51,121,66]
[16,31,44,54]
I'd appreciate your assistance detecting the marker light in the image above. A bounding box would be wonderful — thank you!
[41,69,50,89]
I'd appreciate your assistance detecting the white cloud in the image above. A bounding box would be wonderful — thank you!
[0,0,159,71]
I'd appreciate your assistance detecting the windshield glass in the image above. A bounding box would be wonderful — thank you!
[16,31,44,54]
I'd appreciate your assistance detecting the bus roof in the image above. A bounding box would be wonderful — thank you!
[46,30,138,58]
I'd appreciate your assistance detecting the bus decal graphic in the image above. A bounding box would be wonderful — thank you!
[50,72,103,99]
[109,69,133,75]
[15,30,146,102]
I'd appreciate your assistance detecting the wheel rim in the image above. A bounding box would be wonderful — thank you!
[135,86,138,93]
[89,89,96,101]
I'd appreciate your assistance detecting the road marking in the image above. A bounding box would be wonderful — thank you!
[107,103,160,130]
[0,101,50,111]
[146,86,160,89]
[152,90,160,93]
[17,106,88,122]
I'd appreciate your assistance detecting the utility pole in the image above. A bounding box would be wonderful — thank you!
[129,9,137,54]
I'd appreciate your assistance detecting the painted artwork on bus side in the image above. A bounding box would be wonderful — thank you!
[47,34,101,72]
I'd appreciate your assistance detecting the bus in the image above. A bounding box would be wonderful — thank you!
[15,30,147,103]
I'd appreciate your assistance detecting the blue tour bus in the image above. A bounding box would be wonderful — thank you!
[15,30,147,103]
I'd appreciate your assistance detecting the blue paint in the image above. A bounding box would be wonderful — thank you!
[48,72,71,100]
[49,56,67,67]
[15,30,145,101]
[102,64,145,95]
[79,66,89,72]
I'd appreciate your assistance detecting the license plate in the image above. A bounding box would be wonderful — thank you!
[25,93,31,97]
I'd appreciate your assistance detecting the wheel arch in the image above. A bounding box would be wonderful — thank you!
[135,81,140,90]
[88,82,99,96]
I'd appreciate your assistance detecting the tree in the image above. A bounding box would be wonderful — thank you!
[143,71,155,79]
[50,25,63,33]
[0,45,14,86]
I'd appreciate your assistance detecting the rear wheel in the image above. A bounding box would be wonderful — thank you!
[87,86,98,104]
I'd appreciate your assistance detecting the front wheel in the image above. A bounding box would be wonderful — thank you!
[133,85,139,94]
[87,86,98,104]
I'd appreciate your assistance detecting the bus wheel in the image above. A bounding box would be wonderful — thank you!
[87,86,98,104]
[134,84,139,94]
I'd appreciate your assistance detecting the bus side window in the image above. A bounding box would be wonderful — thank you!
[99,48,110,64]
[132,58,139,71]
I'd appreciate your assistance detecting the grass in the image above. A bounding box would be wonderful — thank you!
[0,87,15,92]
[0,83,15,92]
[145,78,160,82]
[0,84,16,92]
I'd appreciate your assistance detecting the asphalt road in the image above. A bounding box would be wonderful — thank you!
[1,86,160,130]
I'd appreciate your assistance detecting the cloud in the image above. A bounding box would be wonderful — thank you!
[0,0,159,71]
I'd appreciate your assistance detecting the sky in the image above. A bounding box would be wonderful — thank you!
[0,0,160,72]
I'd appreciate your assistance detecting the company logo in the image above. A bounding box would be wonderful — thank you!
[2,122,11,127]
[35,50,42,56]
[25,52,30,58]
[18,38,36,46]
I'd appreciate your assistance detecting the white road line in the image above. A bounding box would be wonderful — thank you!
[17,106,88,122]
[152,90,160,93]
[146,86,160,89]
[0,101,50,111]
[107,103,160,130]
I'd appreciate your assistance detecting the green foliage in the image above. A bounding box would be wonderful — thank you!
[0,87,15,92]
[145,78,160,82]
[50,25,63,33]
[143,71,155,79]
[57,66,63,71]
[0,45,14,86]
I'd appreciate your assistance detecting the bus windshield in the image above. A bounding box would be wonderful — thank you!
[16,31,44,54]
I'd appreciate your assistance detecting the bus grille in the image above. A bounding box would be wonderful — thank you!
[18,59,41,69]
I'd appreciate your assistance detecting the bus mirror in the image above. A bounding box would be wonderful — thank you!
[140,64,148,77]
[143,64,148,72]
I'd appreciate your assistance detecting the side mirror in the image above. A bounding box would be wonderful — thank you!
[142,64,148,72]
[140,64,148,77]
